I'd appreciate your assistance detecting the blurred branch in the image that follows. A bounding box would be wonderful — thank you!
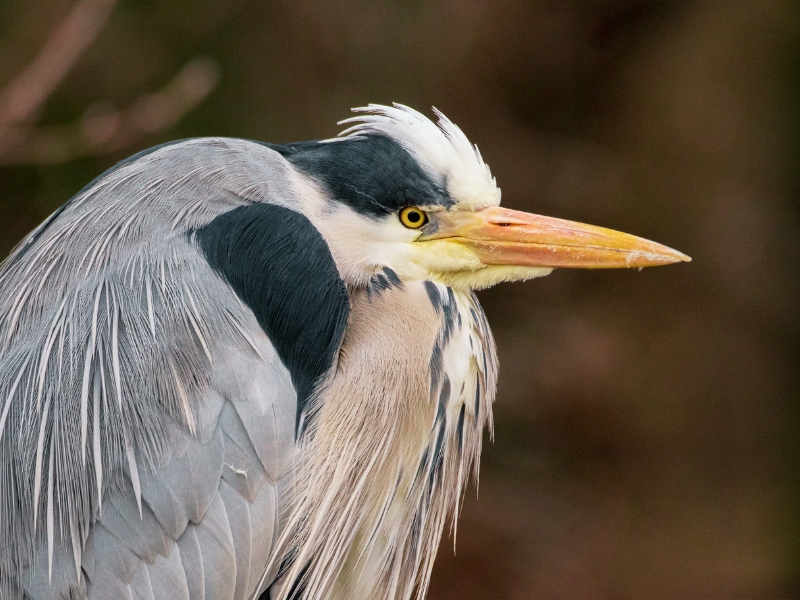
[0,58,219,165]
[0,0,117,133]
[0,0,219,165]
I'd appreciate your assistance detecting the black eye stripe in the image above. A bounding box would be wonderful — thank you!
[262,134,453,217]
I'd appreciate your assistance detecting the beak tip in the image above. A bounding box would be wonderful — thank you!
[643,241,690,266]
[670,249,692,264]
[628,246,691,268]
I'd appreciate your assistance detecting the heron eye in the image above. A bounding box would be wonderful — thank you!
[399,207,428,229]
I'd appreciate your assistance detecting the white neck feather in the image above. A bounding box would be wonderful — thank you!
[271,279,496,600]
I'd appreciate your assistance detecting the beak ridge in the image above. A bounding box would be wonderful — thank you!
[422,207,691,269]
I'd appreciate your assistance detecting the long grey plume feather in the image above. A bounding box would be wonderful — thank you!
[125,433,142,519]
[111,289,122,410]
[0,357,27,442]
[92,367,103,507]
[80,336,93,465]
[33,393,52,533]
[145,275,156,339]
[47,430,55,581]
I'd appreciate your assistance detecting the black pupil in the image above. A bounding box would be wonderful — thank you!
[407,211,421,223]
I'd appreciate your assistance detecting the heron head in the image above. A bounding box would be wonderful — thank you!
[284,104,689,289]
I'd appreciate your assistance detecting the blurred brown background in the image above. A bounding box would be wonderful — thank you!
[1,0,798,598]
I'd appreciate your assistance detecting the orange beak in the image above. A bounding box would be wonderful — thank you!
[421,207,690,269]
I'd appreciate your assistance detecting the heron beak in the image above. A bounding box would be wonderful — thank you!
[421,206,691,269]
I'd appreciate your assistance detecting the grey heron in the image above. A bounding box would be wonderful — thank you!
[0,104,689,600]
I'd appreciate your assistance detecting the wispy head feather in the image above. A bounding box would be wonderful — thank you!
[339,104,501,210]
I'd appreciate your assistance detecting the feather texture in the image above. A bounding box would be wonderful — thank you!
[0,139,305,598]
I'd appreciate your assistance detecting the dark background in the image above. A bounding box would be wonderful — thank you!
[1,1,798,597]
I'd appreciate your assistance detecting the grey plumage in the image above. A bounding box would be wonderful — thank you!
[0,139,302,598]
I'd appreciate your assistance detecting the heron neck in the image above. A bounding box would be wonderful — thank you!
[274,279,497,600]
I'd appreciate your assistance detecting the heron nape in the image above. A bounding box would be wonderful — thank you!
[0,104,689,600]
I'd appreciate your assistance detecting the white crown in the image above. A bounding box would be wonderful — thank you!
[338,103,501,210]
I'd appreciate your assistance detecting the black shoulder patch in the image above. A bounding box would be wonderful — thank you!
[260,134,452,217]
[193,203,350,431]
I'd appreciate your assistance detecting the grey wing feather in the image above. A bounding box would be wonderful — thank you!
[103,491,172,563]
[128,561,156,600]
[158,426,225,525]
[193,491,237,600]
[146,543,191,600]
[88,563,133,600]
[245,474,279,596]
[214,340,296,484]
[219,402,270,502]
[175,526,205,600]
[0,139,302,598]
[218,480,253,599]
[139,465,190,541]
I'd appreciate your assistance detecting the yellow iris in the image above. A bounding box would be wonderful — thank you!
[399,207,428,229]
